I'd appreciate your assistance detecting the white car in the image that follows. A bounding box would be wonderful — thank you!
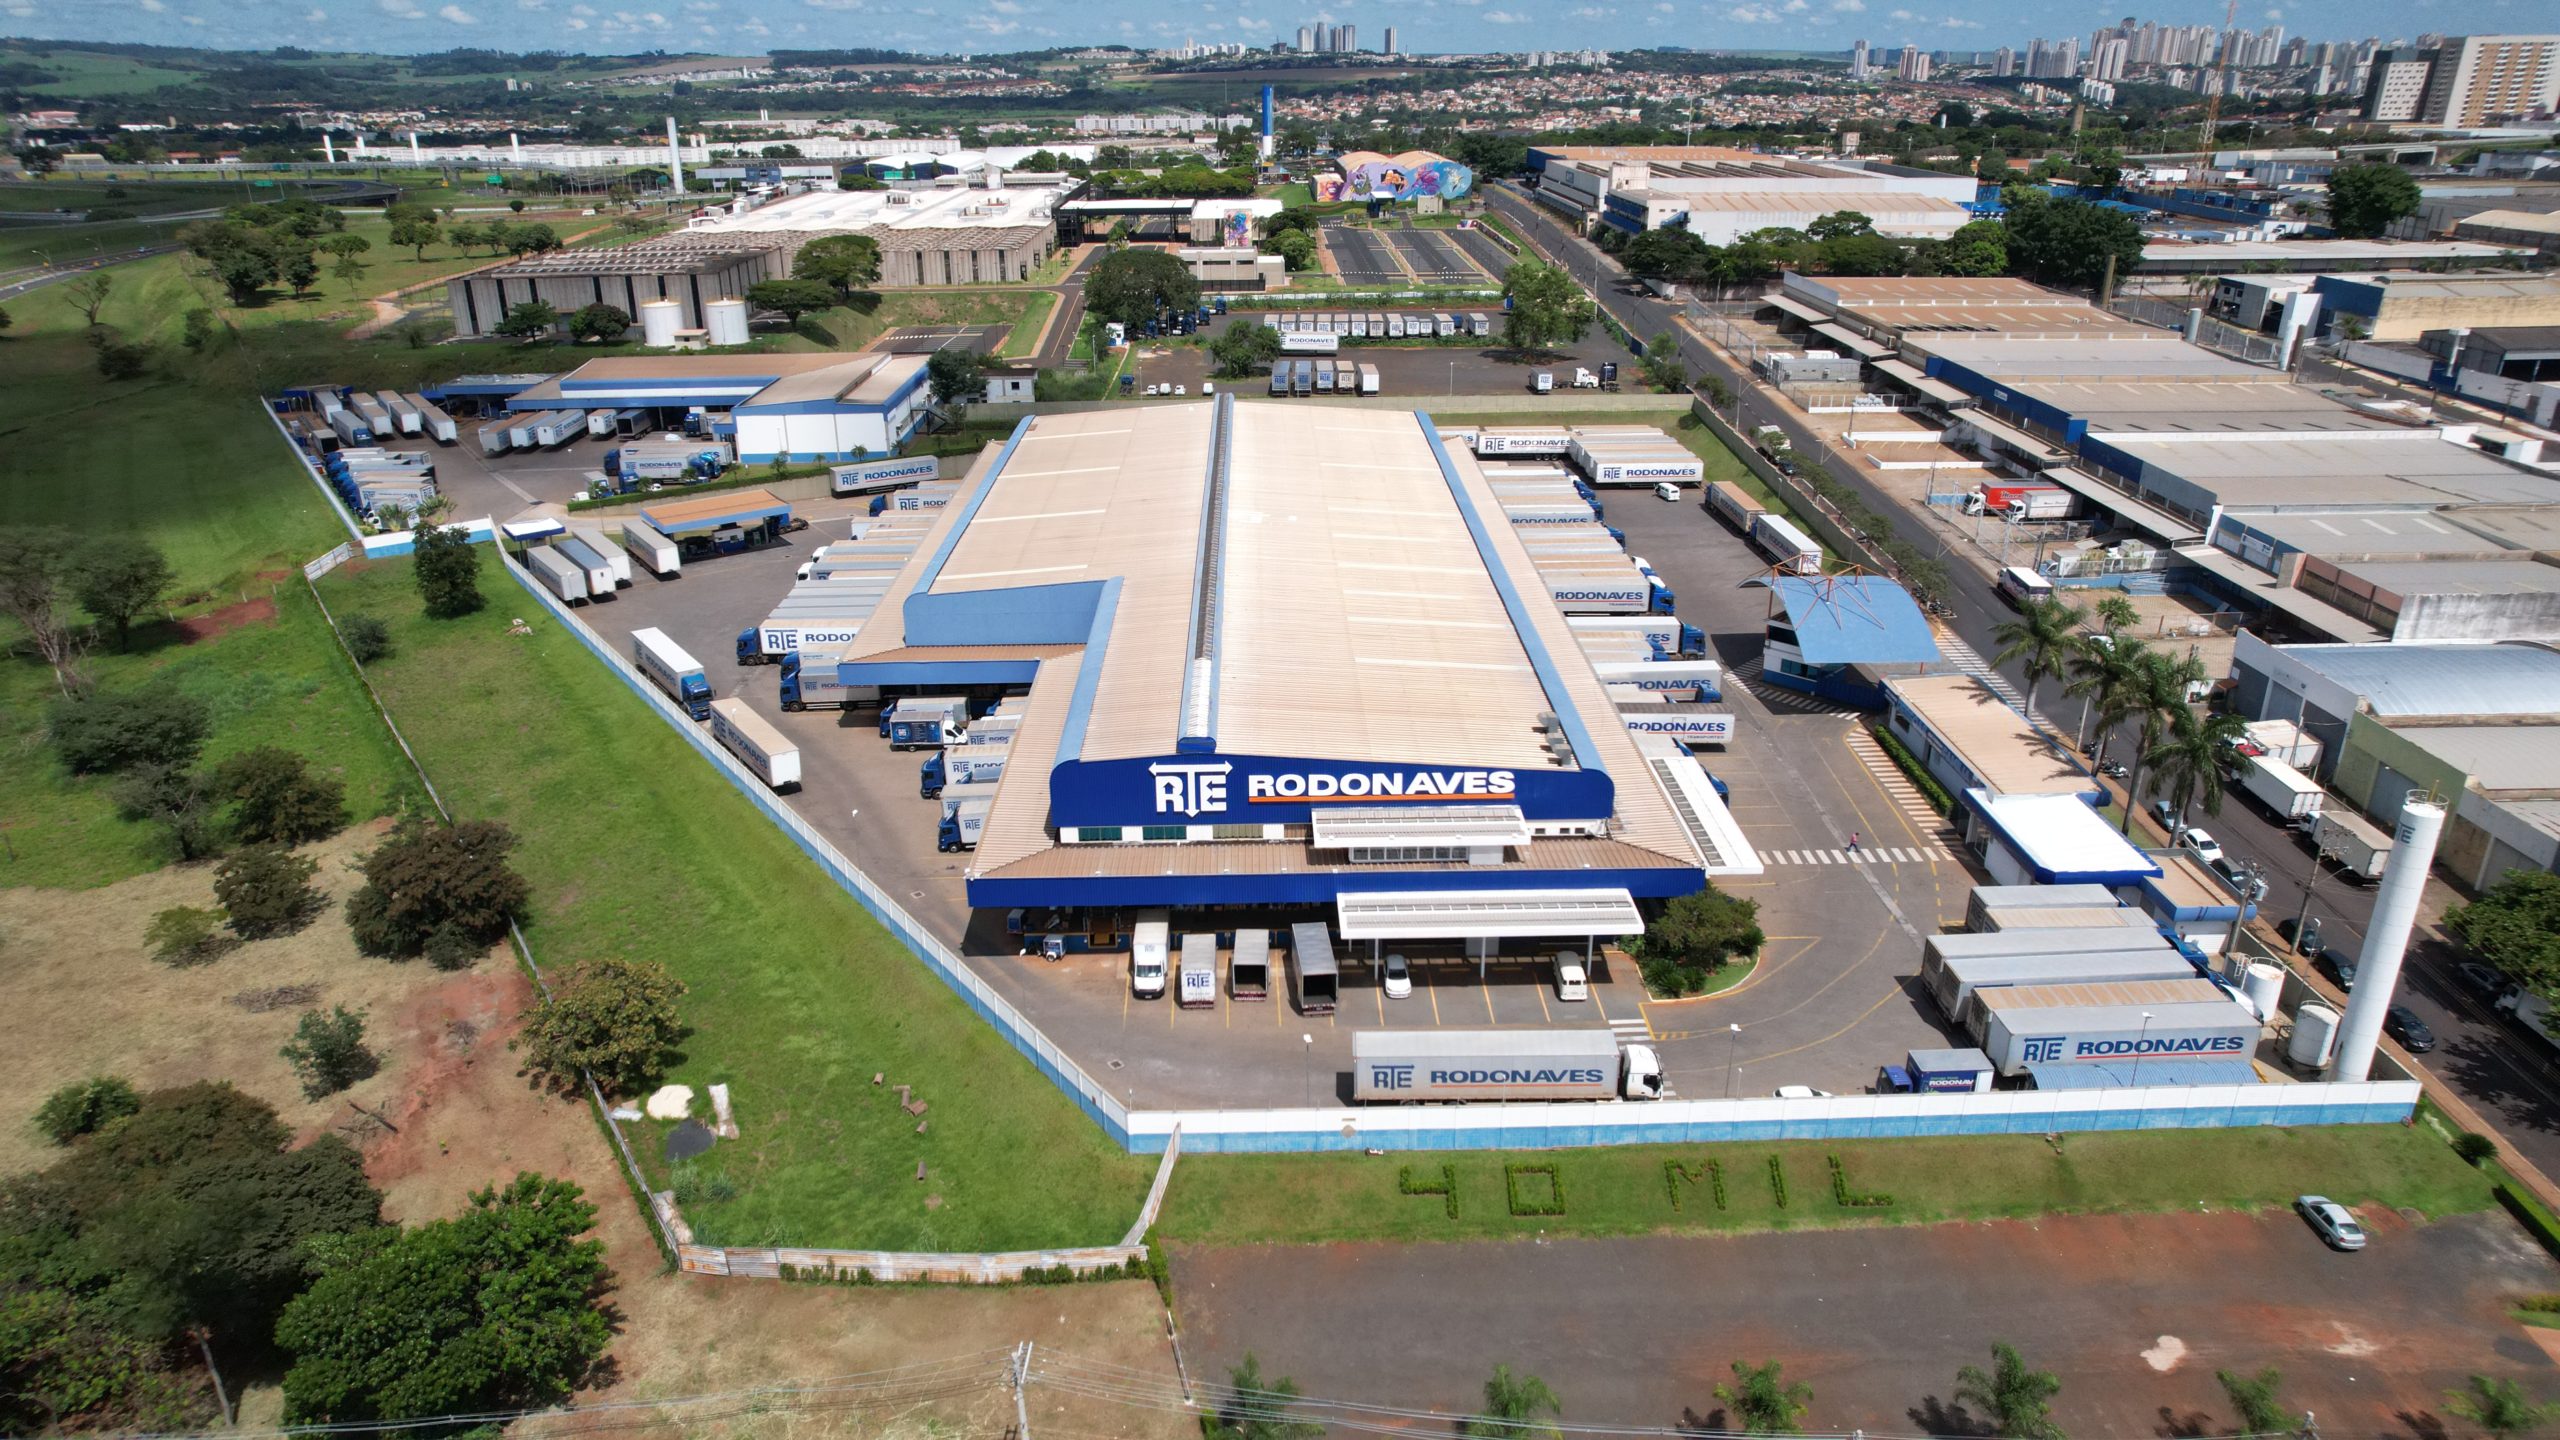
[2295,1194,2368,1251]
[1175,384,1188,396]
[1774,1085,1835,1099]
[1654,481,1682,502]
[1381,953,1413,1000]
[2176,825,2224,865]
[1554,954,1591,1002]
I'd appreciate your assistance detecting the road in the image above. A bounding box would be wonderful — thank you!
[1483,180,2560,1179]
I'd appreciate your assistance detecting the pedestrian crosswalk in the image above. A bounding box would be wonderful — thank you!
[1726,657,1862,718]
[1845,727,1963,837]
[1761,845,1956,866]
[1605,1013,1653,1043]
[1934,631,2043,726]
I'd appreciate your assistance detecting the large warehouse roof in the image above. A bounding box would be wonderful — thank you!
[2100,433,2560,509]
[1914,334,2264,384]
[689,183,1068,235]
[2273,641,2560,717]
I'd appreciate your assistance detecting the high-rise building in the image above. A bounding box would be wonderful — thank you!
[1297,24,1314,51]
[1896,44,1932,81]
[1993,45,2015,76]
[1849,38,1870,79]
[2092,35,2128,79]
[1383,26,1398,55]
[2413,34,2560,125]
[1338,23,1356,52]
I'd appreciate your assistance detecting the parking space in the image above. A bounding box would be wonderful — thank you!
[876,324,1005,355]
[1321,224,1404,285]
[1447,225,1518,278]
[420,424,630,523]
[1383,226,1487,283]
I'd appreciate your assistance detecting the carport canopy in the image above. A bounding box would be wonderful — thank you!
[1873,357,1973,408]
[1311,805,1533,851]
[1334,887,1642,941]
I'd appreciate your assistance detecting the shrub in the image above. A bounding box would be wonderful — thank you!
[280,1006,377,1099]
[213,844,323,939]
[1397,1163,1459,1219]
[48,684,210,775]
[669,1165,740,1207]
[2516,1294,2560,1314]
[1632,885,1763,997]
[213,747,347,846]
[412,518,484,619]
[1664,1158,1726,1212]
[422,922,485,971]
[1505,1162,1566,1216]
[2455,1131,2501,1165]
[515,956,687,1098]
[1828,1154,1892,1208]
[32,1076,141,1145]
[340,613,393,663]
[111,763,222,861]
[1768,1154,1789,1207]
[145,905,239,967]
[1870,723,1955,814]
[346,817,530,958]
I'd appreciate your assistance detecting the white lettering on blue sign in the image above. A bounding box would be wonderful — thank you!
[1149,761,1232,817]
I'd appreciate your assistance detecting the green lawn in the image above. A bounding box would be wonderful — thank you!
[0,179,247,216]
[1266,181,1314,209]
[1158,1125,2496,1246]
[314,559,1156,1251]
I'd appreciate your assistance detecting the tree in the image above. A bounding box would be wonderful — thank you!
[1634,885,1763,997]
[213,844,323,939]
[276,1174,610,1426]
[2003,195,2143,293]
[212,746,347,846]
[1715,1360,1812,1436]
[517,955,687,1097]
[346,816,531,960]
[1209,317,1284,379]
[31,1075,141,1145]
[112,763,221,861]
[1640,331,1690,393]
[209,243,280,305]
[926,347,987,410]
[67,536,171,650]
[2116,648,2207,832]
[49,685,209,775]
[1459,1364,1562,1440]
[2063,632,2150,760]
[1500,258,1593,354]
[93,336,152,381]
[2448,871,2560,1001]
[1819,232,1904,277]
[1941,218,2009,277]
[746,277,839,323]
[388,214,439,260]
[1989,594,2088,720]
[0,1286,202,1434]
[1084,247,1201,329]
[340,613,393,663]
[1204,1353,1324,1440]
[2326,162,2421,240]
[567,302,631,342]
[280,1006,378,1100]
[507,223,561,259]
[1262,227,1318,272]
[412,515,484,618]
[792,233,882,295]
[1621,226,1715,283]
[2448,1376,2560,1440]
[2215,1367,2302,1436]
[63,272,115,328]
[282,249,321,298]
[1954,1342,2064,1440]
[145,905,236,967]
[444,220,488,255]
[321,232,370,272]
[2146,707,2247,827]
[181,308,217,351]
[2091,591,2139,635]
[493,300,559,339]
[1808,209,1875,241]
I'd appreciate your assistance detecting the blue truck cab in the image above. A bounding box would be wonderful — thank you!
[735,625,762,665]
[675,673,711,720]
[919,750,947,798]
[1647,578,1677,615]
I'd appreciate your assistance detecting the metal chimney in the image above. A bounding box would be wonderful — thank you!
[2330,798,2446,1082]
[667,116,685,194]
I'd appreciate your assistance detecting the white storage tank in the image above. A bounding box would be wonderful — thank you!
[640,298,682,348]
[2288,1002,2340,1069]
[2241,962,2285,1021]
[705,296,750,347]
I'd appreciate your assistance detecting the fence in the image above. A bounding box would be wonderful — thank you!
[2105,294,2281,366]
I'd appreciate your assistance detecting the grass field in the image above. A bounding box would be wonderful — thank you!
[0,180,246,216]
[805,287,1064,355]
[1157,1125,2498,1246]
[313,559,1156,1251]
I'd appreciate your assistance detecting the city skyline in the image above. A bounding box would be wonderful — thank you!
[4,0,2538,61]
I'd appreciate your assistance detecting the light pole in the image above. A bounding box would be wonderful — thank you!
[1301,1033,1314,1108]
[2133,1011,2154,1086]
[1725,1022,1742,1097]
[1448,357,1455,396]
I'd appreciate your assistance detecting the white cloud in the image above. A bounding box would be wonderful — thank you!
[1832,0,1864,10]
[804,0,863,9]
[1728,3,1780,20]
[989,0,1024,10]
[182,13,204,22]
[379,0,424,17]
[1939,15,1978,27]
[137,0,167,11]
[965,13,1018,31]
[1569,3,1605,13]
[563,14,586,26]
[1783,1,1809,12]
[438,2,476,18]
[1888,6,1912,15]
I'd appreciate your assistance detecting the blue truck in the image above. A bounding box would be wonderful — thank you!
[919,743,1009,799]
[882,696,970,749]
[630,627,713,720]
[776,650,881,711]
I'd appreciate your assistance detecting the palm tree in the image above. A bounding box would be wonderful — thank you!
[2063,633,2151,758]
[1460,1364,1563,1440]
[2117,649,2208,834]
[2091,592,2140,636]
[1954,1342,2066,1440]
[1990,595,2087,722]
[2144,708,2248,830]
[2448,1376,2560,1440]
[1207,1354,1324,1440]
[1715,1359,1813,1436]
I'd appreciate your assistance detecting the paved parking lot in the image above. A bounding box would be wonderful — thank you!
[877,324,1005,355]
[1173,1209,2560,1438]
[1447,225,1518,278]
[1321,224,1403,285]
[1384,225,1488,283]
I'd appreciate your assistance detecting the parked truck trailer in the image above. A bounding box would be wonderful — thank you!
[2237,753,2325,827]
[2311,808,2392,882]
[621,520,681,579]
[708,697,801,792]
[630,627,712,721]
[1351,1030,1664,1102]
[524,546,588,604]
[776,650,883,712]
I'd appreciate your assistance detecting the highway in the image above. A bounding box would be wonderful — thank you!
[1483,180,2560,1177]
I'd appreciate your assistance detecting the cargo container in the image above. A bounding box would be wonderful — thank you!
[1979,994,2262,1078]
[955,710,1024,747]
[1704,480,1766,535]
[887,696,970,750]
[1502,500,1599,525]
[740,615,868,663]
[405,394,458,444]
[1749,513,1823,575]
[531,410,588,448]
[622,520,681,579]
[1591,658,1723,700]
[1942,950,2204,1035]
[1577,453,1707,487]
[331,408,377,447]
[586,408,619,439]
[525,545,589,603]
[1177,933,1218,1008]
[373,391,423,436]
[1921,928,2186,1017]
[1280,331,1339,355]
[1468,312,1492,338]
[1474,428,1574,458]
[608,438,733,482]
[351,397,395,438]
[1973,905,2160,935]
[475,419,512,456]
[630,627,712,720]
[1963,884,2121,930]
[552,537,618,597]
[1963,482,2078,520]
[1351,1029,1664,1103]
[1230,929,1271,1000]
[709,697,801,792]
[2312,808,2392,882]
[1288,922,1338,1014]
[1566,615,1707,659]
[2240,719,2322,773]
[776,650,882,712]
[938,796,991,853]
[1131,912,1171,997]
[2236,753,2324,826]
[567,525,630,586]
[1618,709,1735,744]
[1876,1046,1998,1094]
[830,455,942,497]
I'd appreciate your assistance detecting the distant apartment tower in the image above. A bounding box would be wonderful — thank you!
[1297,24,1315,51]
[1337,23,1355,52]
[2416,35,2560,125]
[1383,26,1399,55]
[1897,45,1932,81]
[1993,45,2015,76]
[1850,39,1870,79]
[2091,35,2127,80]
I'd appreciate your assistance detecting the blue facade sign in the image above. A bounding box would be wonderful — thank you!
[1045,752,1616,828]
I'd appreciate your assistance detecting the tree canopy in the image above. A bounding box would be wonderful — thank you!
[793,233,882,294]
[1499,258,1593,354]
[1084,247,1201,328]
[2002,194,2143,293]
[2325,161,2422,239]
[2448,870,2560,1006]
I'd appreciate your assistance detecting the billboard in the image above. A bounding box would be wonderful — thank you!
[1338,156,1475,203]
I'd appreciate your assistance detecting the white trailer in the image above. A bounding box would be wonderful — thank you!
[2312,808,2392,882]
[567,525,631,586]
[551,537,618,596]
[372,390,423,436]
[476,419,513,456]
[587,408,620,439]
[406,393,459,444]
[1749,513,1823,575]
[621,519,681,578]
[709,697,802,791]
[504,413,545,450]
[2237,753,2325,826]
[525,545,589,603]
[532,410,588,448]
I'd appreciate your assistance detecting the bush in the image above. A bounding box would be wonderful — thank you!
[1505,1162,1566,1216]
[280,1006,378,1099]
[1870,723,1955,814]
[346,817,529,958]
[111,763,221,861]
[2516,1294,2560,1314]
[515,956,687,1098]
[2455,1131,2501,1165]
[423,922,486,971]
[412,518,484,619]
[213,747,347,846]
[48,684,210,775]
[669,1164,740,1207]
[340,613,393,663]
[1632,886,1764,997]
[1828,1154,1892,1208]
[145,905,239,967]
[32,1076,141,1145]
[1397,1163,1459,1219]
[213,844,324,939]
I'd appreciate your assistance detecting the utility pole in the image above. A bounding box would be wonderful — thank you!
[1011,1341,1034,1440]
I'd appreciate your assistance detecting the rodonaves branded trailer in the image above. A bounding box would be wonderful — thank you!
[630,627,713,721]
[525,545,588,603]
[777,651,883,712]
[1351,1030,1664,1102]
[552,537,618,597]
[709,697,801,792]
[621,520,680,579]
[567,525,630,586]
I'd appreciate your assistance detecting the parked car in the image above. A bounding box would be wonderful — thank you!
[2175,825,2224,865]
[2385,1005,2436,1053]
[1381,952,1412,1000]
[2322,951,2360,991]
[2295,1195,2368,1251]
[1773,1085,1834,1099]
[2208,855,2266,902]
[2277,916,2327,962]
[2457,962,2509,1001]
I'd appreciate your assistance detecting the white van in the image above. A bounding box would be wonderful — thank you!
[1553,953,1591,1002]
[1131,912,1170,998]
[1994,565,2053,608]
[1532,372,1555,394]
[1654,481,1682,502]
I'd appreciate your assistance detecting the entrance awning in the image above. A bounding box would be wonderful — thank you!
[1811,322,1892,360]
[1311,805,1533,850]
[1873,357,1974,408]
[1334,888,1643,941]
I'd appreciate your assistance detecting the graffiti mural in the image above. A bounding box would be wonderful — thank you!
[1329,151,1476,204]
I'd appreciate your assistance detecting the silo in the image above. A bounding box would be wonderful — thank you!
[640,298,682,348]
[2288,1003,2340,1069]
[2241,962,2285,1022]
[705,296,750,347]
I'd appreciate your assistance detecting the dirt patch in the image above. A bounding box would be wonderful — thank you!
[175,595,278,644]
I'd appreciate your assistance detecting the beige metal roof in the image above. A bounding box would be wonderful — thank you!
[1886,674,2091,798]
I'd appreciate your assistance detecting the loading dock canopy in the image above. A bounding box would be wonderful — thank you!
[1873,358,1973,408]
[1766,294,1832,325]
[1811,323,1892,361]
[1334,888,1643,941]
[1311,805,1533,850]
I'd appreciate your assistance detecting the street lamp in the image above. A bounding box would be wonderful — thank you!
[1725,1022,1742,1098]
[1448,357,1456,396]
[1301,1033,1314,1108]
[2133,1011,2154,1087]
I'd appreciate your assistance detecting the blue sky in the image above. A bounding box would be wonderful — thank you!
[3,0,2509,61]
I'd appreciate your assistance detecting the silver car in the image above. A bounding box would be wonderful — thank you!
[2295,1195,2368,1251]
